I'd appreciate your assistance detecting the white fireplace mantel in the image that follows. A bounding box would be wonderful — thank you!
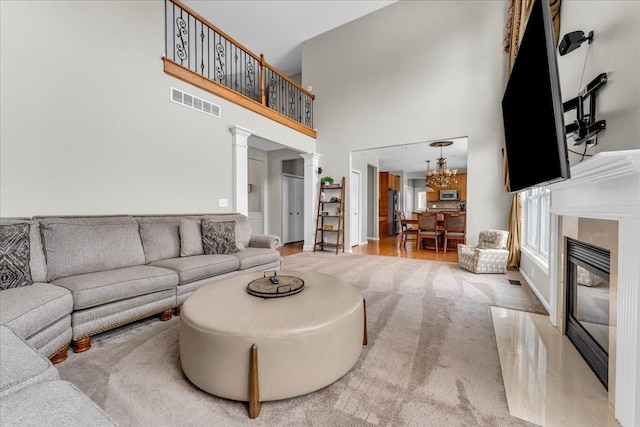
[548,149,640,427]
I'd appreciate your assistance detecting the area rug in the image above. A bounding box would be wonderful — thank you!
[57,252,546,426]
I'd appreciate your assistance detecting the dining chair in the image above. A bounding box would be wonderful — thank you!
[418,213,442,252]
[399,211,418,249]
[443,212,466,253]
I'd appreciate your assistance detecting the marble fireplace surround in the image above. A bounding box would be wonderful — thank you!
[548,150,640,427]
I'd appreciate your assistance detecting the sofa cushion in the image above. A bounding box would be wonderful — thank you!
[40,217,146,281]
[202,220,239,255]
[137,219,181,263]
[52,265,178,310]
[231,247,281,270]
[0,380,117,426]
[200,214,251,249]
[0,223,32,290]
[149,255,239,285]
[0,325,60,398]
[0,283,73,340]
[0,219,47,283]
[179,218,204,257]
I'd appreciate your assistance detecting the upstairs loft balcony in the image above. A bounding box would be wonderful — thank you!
[163,0,315,138]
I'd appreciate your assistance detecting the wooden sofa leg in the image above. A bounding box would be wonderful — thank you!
[159,308,173,321]
[174,306,181,316]
[50,344,69,364]
[363,299,368,346]
[73,337,91,353]
[248,344,262,419]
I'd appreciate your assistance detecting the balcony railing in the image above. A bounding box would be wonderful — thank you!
[163,0,315,136]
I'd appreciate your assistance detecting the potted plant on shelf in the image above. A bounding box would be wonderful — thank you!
[320,176,334,187]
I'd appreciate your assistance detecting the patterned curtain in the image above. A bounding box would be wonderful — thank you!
[503,0,561,270]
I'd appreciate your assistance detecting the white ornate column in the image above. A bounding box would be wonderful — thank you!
[231,125,253,215]
[300,152,321,251]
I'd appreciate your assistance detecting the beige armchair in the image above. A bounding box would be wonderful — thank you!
[458,229,510,274]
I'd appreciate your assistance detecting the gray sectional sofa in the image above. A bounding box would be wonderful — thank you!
[0,213,280,425]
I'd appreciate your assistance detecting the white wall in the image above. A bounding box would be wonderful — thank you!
[302,0,512,247]
[248,147,267,213]
[0,1,315,217]
[521,1,640,309]
[350,151,376,244]
[558,1,640,162]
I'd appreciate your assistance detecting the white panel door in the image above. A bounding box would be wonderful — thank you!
[351,170,361,246]
[283,174,304,244]
[292,176,304,241]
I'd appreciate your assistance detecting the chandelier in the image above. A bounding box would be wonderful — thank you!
[425,141,457,188]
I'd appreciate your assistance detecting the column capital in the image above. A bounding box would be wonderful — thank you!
[300,152,321,162]
[231,125,254,141]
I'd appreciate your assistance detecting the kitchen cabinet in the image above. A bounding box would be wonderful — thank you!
[458,173,467,201]
[427,188,439,202]
[380,172,400,191]
[426,173,467,202]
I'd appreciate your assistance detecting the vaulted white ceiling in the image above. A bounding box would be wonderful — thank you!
[184,0,397,76]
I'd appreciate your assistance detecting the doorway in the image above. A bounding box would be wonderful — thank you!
[282,174,304,244]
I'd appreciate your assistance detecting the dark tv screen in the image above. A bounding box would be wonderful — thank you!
[501,0,570,193]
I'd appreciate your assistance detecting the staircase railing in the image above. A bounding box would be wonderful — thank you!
[164,0,315,134]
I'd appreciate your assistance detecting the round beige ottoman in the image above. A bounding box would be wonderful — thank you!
[179,270,365,417]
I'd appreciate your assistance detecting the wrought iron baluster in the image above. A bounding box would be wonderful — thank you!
[215,35,225,83]
[176,11,187,62]
[200,23,205,75]
[246,60,254,99]
[288,83,295,119]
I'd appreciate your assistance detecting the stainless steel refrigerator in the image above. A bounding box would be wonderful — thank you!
[388,189,400,235]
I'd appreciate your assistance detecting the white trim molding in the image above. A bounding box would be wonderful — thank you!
[549,149,640,427]
[300,152,321,252]
[230,125,254,215]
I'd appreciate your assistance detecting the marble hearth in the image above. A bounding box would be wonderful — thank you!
[548,150,640,426]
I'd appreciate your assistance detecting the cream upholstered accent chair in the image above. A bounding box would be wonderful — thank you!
[458,229,510,274]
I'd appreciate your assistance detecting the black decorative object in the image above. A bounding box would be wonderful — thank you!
[559,30,593,56]
[563,73,607,145]
[247,271,305,298]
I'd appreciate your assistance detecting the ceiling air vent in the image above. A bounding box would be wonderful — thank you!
[170,87,221,118]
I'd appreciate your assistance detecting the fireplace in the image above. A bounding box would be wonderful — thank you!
[548,150,640,426]
[565,238,610,388]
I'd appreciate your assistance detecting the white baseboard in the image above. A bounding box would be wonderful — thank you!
[520,268,551,313]
[367,237,380,241]
[359,240,369,246]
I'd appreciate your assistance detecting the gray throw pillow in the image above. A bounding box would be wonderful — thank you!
[0,223,33,290]
[201,220,239,255]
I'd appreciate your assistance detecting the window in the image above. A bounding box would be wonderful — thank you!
[417,191,427,210]
[522,187,551,260]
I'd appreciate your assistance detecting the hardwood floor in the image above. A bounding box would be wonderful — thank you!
[278,234,459,263]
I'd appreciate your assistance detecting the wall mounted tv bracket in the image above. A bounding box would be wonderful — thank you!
[563,72,607,145]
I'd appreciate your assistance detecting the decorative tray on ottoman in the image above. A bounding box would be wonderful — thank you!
[247,272,304,298]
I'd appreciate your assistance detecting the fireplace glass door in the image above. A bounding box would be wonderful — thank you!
[566,238,610,388]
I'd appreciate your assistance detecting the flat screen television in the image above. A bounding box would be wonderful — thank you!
[501,0,570,193]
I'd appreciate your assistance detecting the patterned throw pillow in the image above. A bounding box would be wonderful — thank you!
[201,220,239,255]
[0,223,33,290]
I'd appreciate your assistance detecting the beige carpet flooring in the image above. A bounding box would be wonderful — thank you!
[57,252,547,426]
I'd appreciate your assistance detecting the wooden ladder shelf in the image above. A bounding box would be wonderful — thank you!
[313,177,345,254]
